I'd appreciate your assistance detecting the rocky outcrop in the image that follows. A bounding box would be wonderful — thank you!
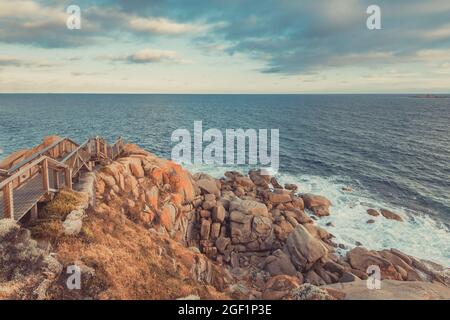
[344,247,449,285]
[95,144,197,242]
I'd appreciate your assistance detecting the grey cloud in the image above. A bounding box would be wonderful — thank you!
[98,48,183,64]
[0,56,53,68]
[2,0,450,75]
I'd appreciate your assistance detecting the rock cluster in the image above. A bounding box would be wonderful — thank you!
[95,144,196,242]
[180,167,449,297]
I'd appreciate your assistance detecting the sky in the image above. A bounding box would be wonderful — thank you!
[0,0,450,93]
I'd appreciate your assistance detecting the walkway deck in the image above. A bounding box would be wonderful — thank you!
[0,137,124,222]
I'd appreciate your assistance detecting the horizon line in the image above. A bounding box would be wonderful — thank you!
[1,92,450,95]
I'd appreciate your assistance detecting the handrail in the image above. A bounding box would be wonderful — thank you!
[0,155,67,190]
[1,136,125,221]
[6,137,66,174]
[61,139,90,163]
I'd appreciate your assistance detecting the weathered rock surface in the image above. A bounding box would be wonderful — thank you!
[62,210,85,235]
[367,209,380,217]
[302,194,332,217]
[284,225,328,272]
[264,249,297,276]
[324,279,450,300]
[380,209,404,222]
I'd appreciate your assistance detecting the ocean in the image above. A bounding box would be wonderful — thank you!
[0,93,449,265]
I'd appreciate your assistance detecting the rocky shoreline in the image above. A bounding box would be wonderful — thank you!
[0,140,449,300]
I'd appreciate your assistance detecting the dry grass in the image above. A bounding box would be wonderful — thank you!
[29,189,87,244]
[46,204,228,300]
[30,219,63,242]
[44,189,87,220]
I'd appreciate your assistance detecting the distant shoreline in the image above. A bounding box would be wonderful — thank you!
[409,94,450,99]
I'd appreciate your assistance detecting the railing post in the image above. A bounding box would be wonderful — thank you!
[30,204,38,221]
[42,158,50,192]
[3,182,14,219]
[65,167,72,190]
[104,141,108,159]
[53,169,60,190]
[59,141,64,158]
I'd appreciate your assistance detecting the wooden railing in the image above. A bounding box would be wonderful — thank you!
[0,136,125,221]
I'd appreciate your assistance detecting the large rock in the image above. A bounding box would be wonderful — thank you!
[264,249,297,276]
[230,211,254,243]
[252,216,273,238]
[284,225,328,271]
[302,194,332,217]
[268,189,292,204]
[248,170,270,188]
[212,205,226,223]
[62,209,85,235]
[129,158,145,178]
[230,198,269,217]
[380,209,404,222]
[200,220,211,240]
[366,209,380,217]
[196,179,221,197]
[347,247,401,280]
[159,204,177,231]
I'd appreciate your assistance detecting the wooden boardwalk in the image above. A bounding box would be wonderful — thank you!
[0,137,124,222]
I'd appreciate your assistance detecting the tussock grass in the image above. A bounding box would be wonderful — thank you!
[30,219,63,241]
[44,189,88,220]
[29,189,87,243]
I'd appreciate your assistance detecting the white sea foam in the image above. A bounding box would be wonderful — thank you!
[186,163,450,267]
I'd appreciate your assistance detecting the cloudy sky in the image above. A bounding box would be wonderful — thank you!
[0,0,449,93]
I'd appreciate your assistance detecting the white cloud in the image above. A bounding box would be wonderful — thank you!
[128,17,204,34]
